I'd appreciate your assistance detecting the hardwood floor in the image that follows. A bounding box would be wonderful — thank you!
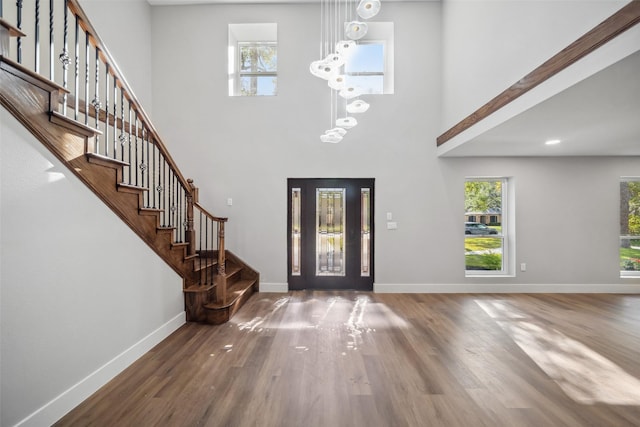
[55,292,640,426]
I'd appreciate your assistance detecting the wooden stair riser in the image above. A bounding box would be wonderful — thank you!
[184,285,217,323]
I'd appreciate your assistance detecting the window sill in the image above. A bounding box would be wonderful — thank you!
[465,273,515,278]
[620,271,640,278]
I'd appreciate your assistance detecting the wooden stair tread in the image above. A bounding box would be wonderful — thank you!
[225,265,241,276]
[204,279,256,310]
[117,183,148,194]
[193,258,218,272]
[1,55,67,93]
[139,207,163,214]
[0,17,27,38]
[184,283,215,293]
[86,152,129,168]
[50,111,102,137]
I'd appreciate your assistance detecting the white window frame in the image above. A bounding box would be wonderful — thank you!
[465,177,514,277]
[620,177,640,278]
[228,23,277,97]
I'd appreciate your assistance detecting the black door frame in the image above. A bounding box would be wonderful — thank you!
[287,178,374,291]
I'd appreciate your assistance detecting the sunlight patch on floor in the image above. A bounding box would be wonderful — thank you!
[232,294,409,334]
[235,296,290,332]
[476,299,640,405]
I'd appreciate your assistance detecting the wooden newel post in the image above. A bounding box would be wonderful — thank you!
[216,220,227,304]
[185,179,198,257]
[217,221,226,275]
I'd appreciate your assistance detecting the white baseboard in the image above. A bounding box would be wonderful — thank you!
[260,282,289,293]
[15,312,186,427]
[374,283,640,293]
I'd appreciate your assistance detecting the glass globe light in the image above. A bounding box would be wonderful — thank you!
[357,0,381,20]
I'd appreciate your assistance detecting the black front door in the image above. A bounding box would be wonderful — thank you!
[287,178,374,291]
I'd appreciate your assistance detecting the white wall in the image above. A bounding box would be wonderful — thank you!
[150,2,443,288]
[441,0,631,131]
[149,1,640,291]
[79,0,154,116]
[0,109,184,425]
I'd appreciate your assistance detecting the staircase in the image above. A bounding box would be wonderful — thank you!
[0,1,258,324]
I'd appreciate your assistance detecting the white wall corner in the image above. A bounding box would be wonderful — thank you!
[14,312,186,427]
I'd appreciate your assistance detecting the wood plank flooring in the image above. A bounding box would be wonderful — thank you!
[55,292,640,426]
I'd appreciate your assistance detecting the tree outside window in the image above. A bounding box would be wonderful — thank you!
[620,179,640,276]
[465,179,506,274]
[239,42,277,96]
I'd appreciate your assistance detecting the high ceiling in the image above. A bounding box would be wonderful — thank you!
[146,0,639,157]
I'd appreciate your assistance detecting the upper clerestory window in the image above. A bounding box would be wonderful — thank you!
[228,23,277,96]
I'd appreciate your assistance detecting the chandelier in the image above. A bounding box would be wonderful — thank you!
[310,0,382,143]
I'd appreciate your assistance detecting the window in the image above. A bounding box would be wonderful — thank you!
[465,178,512,276]
[228,24,277,96]
[344,22,394,95]
[345,42,384,95]
[620,178,640,277]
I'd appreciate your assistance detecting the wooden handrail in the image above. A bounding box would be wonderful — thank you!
[194,202,229,224]
[66,0,192,192]
[437,1,640,147]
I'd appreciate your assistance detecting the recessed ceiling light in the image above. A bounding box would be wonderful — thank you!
[545,139,561,145]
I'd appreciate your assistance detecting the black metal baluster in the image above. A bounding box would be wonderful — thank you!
[133,110,140,187]
[104,64,109,156]
[146,132,151,206]
[151,140,156,208]
[172,174,181,242]
[181,186,185,242]
[112,76,117,159]
[128,104,133,184]
[161,158,166,226]
[171,173,176,232]
[165,162,169,227]
[175,178,179,239]
[199,210,204,283]
[60,0,69,116]
[167,172,172,230]
[84,30,89,126]
[49,0,54,79]
[92,48,101,153]
[16,0,22,63]
[180,183,184,242]
[158,151,162,213]
[211,219,218,285]
[141,128,147,204]
[35,0,40,72]
[119,88,125,162]
[73,14,79,120]
[177,184,182,242]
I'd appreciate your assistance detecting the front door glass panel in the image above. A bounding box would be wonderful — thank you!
[316,188,346,276]
[291,188,301,276]
[361,188,371,277]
